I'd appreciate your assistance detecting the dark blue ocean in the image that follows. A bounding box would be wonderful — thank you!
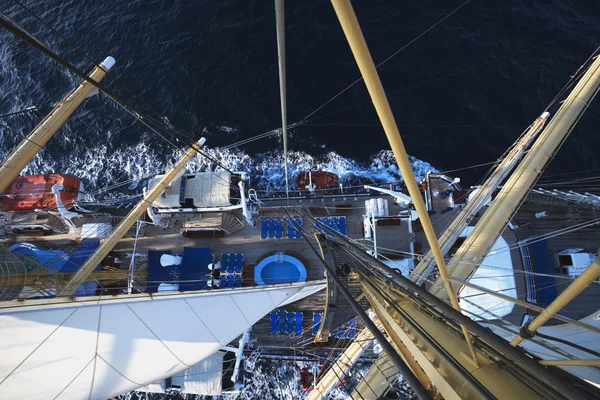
[1,0,600,198]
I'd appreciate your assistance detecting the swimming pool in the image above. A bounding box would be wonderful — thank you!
[254,253,307,285]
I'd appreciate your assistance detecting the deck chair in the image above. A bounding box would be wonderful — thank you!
[221,254,230,274]
[234,253,244,274]
[234,276,242,288]
[347,317,357,339]
[227,255,235,275]
[268,219,275,238]
[226,275,234,289]
[261,219,268,239]
[220,275,227,288]
[338,216,347,235]
[294,218,303,238]
[270,312,278,335]
[312,312,322,336]
[275,219,283,239]
[278,310,287,334]
[287,219,295,239]
[295,312,303,335]
[287,312,294,334]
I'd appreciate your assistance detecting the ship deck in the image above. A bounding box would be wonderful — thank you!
[1,179,598,356]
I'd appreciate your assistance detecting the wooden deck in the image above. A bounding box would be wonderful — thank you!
[1,179,598,354]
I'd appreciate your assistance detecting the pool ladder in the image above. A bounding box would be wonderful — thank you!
[275,252,285,263]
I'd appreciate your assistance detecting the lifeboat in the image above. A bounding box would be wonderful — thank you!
[0,174,82,212]
[296,171,339,191]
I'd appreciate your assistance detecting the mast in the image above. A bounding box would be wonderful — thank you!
[511,253,600,346]
[275,0,290,198]
[430,54,600,300]
[56,138,206,296]
[410,112,549,284]
[0,57,115,194]
[329,0,479,366]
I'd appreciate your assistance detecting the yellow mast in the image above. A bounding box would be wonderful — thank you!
[329,0,478,365]
[0,57,115,194]
[410,112,549,284]
[57,138,205,296]
[431,54,600,300]
[511,253,600,346]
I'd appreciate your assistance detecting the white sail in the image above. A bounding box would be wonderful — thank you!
[483,311,600,386]
[0,281,325,400]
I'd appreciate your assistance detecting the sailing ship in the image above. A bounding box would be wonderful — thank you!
[1,1,600,399]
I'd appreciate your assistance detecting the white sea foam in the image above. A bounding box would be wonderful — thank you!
[0,139,437,201]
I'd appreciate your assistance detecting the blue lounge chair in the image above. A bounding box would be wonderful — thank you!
[312,312,322,336]
[347,317,357,339]
[227,275,234,289]
[294,218,302,238]
[287,312,294,334]
[234,276,242,288]
[234,253,244,274]
[270,312,278,334]
[279,310,287,334]
[338,216,347,236]
[227,255,235,275]
[287,219,295,239]
[220,275,227,288]
[268,219,275,239]
[275,220,283,239]
[221,254,230,274]
[332,325,346,339]
[261,219,268,240]
[295,312,303,335]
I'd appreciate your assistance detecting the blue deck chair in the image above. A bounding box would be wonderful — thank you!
[227,275,234,289]
[287,312,294,334]
[312,312,322,336]
[275,219,283,239]
[227,254,235,275]
[234,253,244,274]
[234,276,242,288]
[279,310,287,334]
[332,326,346,339]
[347,317,357,339]
[219,275,227,288]
[261,219,268,240]
[338,216,347,235]
[294,218,302,238]
[268,219,275,239]
[287,219,295,239]
[295,312,303,335]
[221,254,230,274]
[270,312,278,335]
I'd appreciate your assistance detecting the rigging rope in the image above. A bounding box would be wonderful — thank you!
[307,33,575,123]
[301,0,473,122]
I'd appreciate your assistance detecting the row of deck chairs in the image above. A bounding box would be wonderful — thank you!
[315,216,347,236]
[220,253,244,275]
[260,218,303,240]
[311,313,357,339]
[331,318,357,339]
[270,310,304,335]
[219,253,244,289]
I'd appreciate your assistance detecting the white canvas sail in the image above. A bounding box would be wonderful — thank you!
[483,311,600,386]
[0,281,325,400]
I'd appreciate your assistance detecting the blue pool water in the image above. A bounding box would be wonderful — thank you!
[255,254,307,285]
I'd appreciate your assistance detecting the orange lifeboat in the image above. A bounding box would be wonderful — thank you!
[0,174,81,212]
[296,171,339,191]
